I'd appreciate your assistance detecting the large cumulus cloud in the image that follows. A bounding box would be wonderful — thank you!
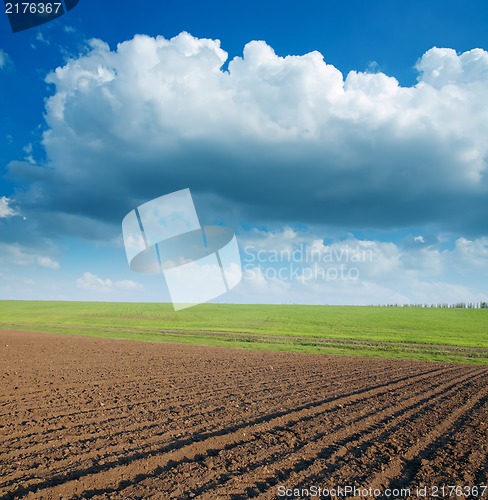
[7,33,488,237]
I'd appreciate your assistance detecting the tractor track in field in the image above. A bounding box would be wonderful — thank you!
[2,322,488,362]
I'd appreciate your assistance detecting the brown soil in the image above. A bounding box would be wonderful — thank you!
[0,330,486,499]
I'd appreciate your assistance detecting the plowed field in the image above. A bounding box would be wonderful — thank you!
[1,330,487,499]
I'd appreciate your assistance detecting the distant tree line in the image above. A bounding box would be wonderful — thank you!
[375,302,488,309]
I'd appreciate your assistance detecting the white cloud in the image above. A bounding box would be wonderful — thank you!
[115,279,145,291]
[416,47,488,88]
[234,229,488,305]
[0,197,18,218]
[76,272,112,292]
[76,272,143,293]
[9,33,488,239]
[37,256,60,269]
[0,49,7,69]
[451,237,488,269]
[0,242,60,269]
[4,34,488,304]
[35,31,50,46]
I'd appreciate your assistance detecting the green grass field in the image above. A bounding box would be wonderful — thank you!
[0,301,487,364]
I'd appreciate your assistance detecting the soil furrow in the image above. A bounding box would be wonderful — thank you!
[177,369,487,499]
[0,364,423,456]
[365,384,488,492]
[25,368,463,498]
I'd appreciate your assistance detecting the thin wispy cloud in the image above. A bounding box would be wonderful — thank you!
[0,49,9,69]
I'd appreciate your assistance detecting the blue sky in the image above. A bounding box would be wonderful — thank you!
[1,0,488,305]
